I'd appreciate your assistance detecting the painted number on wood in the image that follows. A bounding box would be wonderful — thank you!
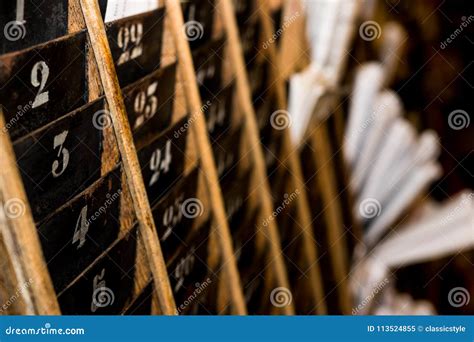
[117,22,143,65]
[51,130,69,178]
[149,139,172,186]
[161,194,185,241]
[173,249,195,292]
[91,268,106,312]
[31,61,50,108]
[207,101,225,134]
[133,81,158,129]
[72,205,89,249]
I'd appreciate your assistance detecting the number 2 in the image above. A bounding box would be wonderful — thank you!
[31,61,50,108]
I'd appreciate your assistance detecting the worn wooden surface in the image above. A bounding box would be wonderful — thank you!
[0,110,60,314]
[80,0,176,315]
[217,0,298,315]
[251,0,327,314]
[164,0,247,315]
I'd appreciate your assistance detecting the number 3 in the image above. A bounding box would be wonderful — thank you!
[52,130,70,178]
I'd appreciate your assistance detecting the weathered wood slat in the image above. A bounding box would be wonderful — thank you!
[0,110,60,314]
[248,0,327,314]
[164,0,247,315]
[79,0,176,315]
[217,0,296,315]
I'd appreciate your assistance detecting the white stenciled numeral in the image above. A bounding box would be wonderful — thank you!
[188,3,197,21]
[31,61,50,108]
[133,81,158,129]
[51,130,70,178]
[217,151,233,176]
[72,205,89,249]
[16,0,25,22]
[196,64,215,85]
[117,22,143,65]
[173,249,195,292]
[149,140,172,186]
[161,194,184,241]
[91,268,106,312]
[207,100,225,134]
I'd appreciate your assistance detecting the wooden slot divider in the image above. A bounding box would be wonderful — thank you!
[217,0,297,315]
[164,0,247,315]
[309,114,352,314]
[0,110,61,315]
[79,0,176,315]
[0,0,338,316]
[248,0,327,314]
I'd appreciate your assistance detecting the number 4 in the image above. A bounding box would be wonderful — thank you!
[72,205,89,249]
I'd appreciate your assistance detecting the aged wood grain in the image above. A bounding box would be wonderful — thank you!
[0,109,60,314]
[80,0,176,315]
[165,0,247,315]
